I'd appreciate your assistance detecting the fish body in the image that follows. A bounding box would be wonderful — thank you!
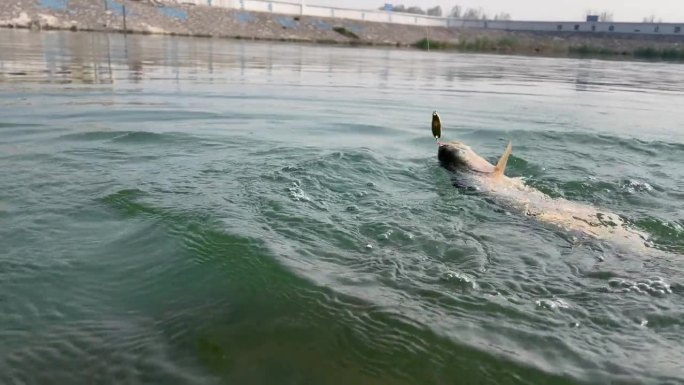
[437,140,652,253]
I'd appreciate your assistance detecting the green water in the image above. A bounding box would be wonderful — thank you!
[1,30,683,385]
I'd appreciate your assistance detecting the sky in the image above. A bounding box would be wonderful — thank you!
[305,0,684,22]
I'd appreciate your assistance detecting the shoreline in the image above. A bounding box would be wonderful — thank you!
[1,0,683,63]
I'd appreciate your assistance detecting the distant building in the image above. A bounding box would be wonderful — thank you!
[586,15,599,22]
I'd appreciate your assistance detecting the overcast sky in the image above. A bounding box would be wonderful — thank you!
[305,0,684,22]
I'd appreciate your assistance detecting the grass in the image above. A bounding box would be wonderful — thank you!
[568,45,617,56]
[414,38,457,50]
[415,37,524,52]
[458,37,497,51]
[633,47,684,60]
[416,37,684,63]
[570,45,684,61]
[332,26,359,40]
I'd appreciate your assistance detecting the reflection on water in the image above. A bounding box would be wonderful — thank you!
[1,30,683,95]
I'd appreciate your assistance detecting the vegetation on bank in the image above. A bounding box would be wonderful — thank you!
[414,37,556,54]
[632,47,684,60]
[414,37,519,52]
[569,45,684,61]
[332,26,359,40]
[414,38,457,50]
[568,45,617,56]
[414,37,684,62]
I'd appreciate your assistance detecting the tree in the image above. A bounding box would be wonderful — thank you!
[585,9,613,22]
[427,6,442,17]
[406,6,426,15]
[643,15,662,23]
[494,12,511,21]
[462,8,483,20]
[599,11,613,22]
[449,5,461,18]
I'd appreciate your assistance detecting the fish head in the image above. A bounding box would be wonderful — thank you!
[437,140,495,174]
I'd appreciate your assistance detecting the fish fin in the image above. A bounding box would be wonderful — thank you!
[493,141,512,177]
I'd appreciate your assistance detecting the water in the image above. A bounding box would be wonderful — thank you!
[1,30,683,385]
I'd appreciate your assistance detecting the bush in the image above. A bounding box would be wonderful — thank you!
[633,47,684,61]
[332,27,359,40]
[569,45,615,56]
[414,38,457,50]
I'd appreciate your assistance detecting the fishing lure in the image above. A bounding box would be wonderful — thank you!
[431,110,441,140]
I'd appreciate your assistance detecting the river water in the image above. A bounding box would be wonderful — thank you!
[1,30,683,385]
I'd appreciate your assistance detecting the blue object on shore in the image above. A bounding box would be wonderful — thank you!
[311,19,331,31]
[160,7,188,22]
[235,12,255,24]
[39,0,68,11]
[105,0,125,16]
[277,17,298,29]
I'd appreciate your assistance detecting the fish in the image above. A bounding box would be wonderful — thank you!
[436,139,655,254]
[431,111,441,140]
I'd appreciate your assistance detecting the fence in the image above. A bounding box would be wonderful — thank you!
[179,0,448,27]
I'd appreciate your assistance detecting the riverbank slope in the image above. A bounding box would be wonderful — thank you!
[1,0,683,61]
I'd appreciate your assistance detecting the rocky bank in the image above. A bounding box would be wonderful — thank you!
[1,0,683,61]
[0,0,458,46]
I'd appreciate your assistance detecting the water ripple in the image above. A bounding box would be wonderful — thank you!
[2,30,684,385]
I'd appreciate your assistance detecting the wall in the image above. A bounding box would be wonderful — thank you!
[448,19,684,36]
